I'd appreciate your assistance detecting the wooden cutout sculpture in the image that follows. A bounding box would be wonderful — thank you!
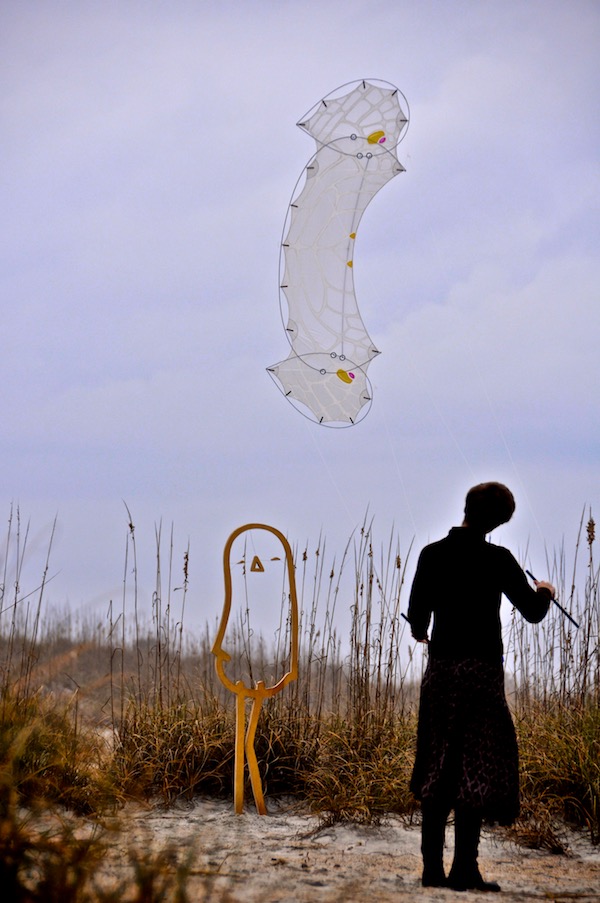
[212,524,299,814]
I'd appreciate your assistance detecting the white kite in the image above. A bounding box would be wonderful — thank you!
[268,78,409,427]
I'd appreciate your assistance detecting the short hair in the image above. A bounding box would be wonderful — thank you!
[464,482,515,533]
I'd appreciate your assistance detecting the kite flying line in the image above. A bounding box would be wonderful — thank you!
[268,78,409,427]
[427,218,548,549]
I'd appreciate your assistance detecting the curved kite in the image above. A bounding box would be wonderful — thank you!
[268,78,409,427]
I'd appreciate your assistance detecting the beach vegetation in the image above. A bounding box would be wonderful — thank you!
[1,506,598,897]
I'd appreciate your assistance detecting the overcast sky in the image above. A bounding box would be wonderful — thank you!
[2,0,598,636]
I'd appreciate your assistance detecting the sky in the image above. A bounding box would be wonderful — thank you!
[2,0,599,639]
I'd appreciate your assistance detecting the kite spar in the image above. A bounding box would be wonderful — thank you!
[268,78,409,427]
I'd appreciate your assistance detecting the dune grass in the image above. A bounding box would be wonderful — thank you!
[0,506,598,897]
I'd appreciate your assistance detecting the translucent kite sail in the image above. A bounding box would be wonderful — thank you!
[268,78,409,427]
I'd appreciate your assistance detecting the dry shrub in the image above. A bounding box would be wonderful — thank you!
[113,698,234,802]
[305,712,417,824]
[0,689,114,816]
[0,805,108,903]
[515,701,600,846]
[0,799,196,903]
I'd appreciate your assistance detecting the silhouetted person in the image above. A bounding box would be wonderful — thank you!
[407,482,555,891]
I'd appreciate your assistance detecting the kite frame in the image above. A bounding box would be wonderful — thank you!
[269,78,410,428]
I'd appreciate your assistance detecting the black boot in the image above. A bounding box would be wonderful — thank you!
[420,802,449,888]
[447,807,501,893]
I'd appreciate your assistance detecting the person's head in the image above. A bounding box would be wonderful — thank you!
[463,482,515,534]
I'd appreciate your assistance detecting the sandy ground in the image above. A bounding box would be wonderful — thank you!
[101,798,600,902]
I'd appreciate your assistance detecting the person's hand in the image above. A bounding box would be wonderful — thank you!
[534,579,556,599]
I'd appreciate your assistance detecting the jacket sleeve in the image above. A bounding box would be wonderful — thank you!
[500,549,552,623]
[407,547,435,640]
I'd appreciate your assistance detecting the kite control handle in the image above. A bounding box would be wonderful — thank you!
[525,570,579,628]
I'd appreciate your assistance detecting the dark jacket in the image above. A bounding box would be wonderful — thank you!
[407,527,551,661]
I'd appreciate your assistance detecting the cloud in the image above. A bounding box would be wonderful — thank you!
[1,0,598,619]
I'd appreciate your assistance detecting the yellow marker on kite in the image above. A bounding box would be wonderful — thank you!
[212,524,299,815]
[367,129,386,144]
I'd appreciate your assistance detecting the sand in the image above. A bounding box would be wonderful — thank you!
[101,798,600,902]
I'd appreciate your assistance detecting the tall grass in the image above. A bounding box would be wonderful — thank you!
[506,510,600,846]
[109,517,422,818]
[106,510,598,838]
[0,506,598,897]
[507,510,599,707]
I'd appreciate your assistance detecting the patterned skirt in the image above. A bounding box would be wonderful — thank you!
[410,657,520,825]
